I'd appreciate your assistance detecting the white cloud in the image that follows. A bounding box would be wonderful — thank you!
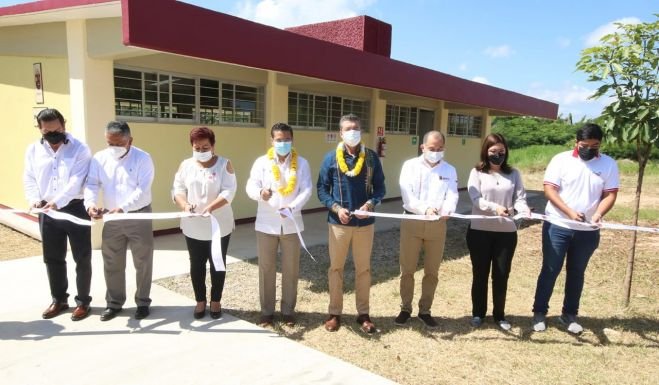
[584,17,641,47]
[483,44,514,58]
[556,37,571,48]
[471,76,490,85]
[526,81,609,119]
[458,63,468,71]
[235,0,377,28]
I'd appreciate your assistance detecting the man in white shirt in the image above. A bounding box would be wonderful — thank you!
[396,130,458,328]
[532,123,619,334]
[84,121,155,321]
[23,108,93,321]
[246,123,312,327]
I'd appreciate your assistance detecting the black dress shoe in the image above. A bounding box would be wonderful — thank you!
[135,306,150,320]
[100,307,122,321]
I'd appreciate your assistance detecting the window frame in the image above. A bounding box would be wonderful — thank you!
[288,89,370,132]
[385,103,419,135]
[447,112,483,138]
[113,65,265,127]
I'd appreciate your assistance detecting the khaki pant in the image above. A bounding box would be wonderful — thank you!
[328,223,374,315]
[399,218,447,314]
[257,231,300,316]
[101,205,154,309]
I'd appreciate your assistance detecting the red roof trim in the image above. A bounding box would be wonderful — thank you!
[3,0,558,119]
[0,0,115,17]
[122,0,557,119]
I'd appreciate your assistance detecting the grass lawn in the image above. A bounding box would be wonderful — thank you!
[160,158,659,385]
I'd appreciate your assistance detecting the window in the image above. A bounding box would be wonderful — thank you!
[385,104,418,134]
[114,67,264,125]
[288,91,370,131]
[447,113,482,137]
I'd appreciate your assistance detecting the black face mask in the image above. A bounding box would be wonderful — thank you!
[488,153,505,166]
[42,131,66,145]
[578,147,598,161]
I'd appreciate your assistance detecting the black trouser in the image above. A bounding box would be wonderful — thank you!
[185,234,231,302]
[466,227,517,321]
[38,199,92,306]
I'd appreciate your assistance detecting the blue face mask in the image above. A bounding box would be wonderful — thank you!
[274,141,292,156]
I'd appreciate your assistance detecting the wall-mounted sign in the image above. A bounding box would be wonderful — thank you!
[411,136,418,145]
[34,63,44,104]
[376,126,385,137]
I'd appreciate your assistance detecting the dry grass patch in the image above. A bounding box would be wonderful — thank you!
[0,224,41,261]
[159,177,659,385]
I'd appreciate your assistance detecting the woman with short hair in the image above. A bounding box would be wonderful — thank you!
[173,127,236,319]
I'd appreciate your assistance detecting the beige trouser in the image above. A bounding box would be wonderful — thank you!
[256,231,301,316]
[399,218,447,314]
[328,223,374,316]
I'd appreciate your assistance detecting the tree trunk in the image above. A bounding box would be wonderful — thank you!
[623,156,647,307]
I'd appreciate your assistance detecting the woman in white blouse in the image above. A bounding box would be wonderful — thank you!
[466,133,529,331]
[173,127,236,319]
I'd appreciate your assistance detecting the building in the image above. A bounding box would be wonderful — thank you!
[0,0,557,234]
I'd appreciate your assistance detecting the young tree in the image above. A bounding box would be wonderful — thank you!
[576,15,658,306]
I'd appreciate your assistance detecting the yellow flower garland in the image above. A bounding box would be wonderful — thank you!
[336,142,365,177]
[267,147,297,196]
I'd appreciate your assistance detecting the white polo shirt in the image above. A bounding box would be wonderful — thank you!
[543,149,619,230]
[399,155,459,215]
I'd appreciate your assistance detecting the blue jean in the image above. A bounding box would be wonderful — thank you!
[532,221,600,316]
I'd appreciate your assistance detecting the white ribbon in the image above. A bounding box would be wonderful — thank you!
[352,210,659,234]
[104,212,226,271]
[278,207,316,262]
[1,208,94,226]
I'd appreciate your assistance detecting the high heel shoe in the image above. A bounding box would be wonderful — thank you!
[210,301,222,319]
[193,301,206,319]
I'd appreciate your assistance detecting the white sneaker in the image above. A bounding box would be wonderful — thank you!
[497,319,512,331]
[532,312,546,332]
[470,316,483,327]
[559,314,583,334]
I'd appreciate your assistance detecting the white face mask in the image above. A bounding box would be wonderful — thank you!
[424,150,444,164]
[342,130,361,147]
[193,150,213,162]
[108,145,127,159]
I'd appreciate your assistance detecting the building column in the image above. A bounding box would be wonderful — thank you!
[482,108,492,136]
[66,19,115,153]
[264,70,289,146]
[66,19,115,249]
[370,88,386,163]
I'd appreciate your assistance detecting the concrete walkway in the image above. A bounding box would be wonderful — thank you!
[0,194,476,385]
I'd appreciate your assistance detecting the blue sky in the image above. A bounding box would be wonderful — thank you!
[2,0,656,119]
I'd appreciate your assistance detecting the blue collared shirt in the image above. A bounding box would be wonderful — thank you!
[317,146,385,226]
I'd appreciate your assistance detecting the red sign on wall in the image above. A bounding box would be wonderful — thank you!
[376,126,384,137]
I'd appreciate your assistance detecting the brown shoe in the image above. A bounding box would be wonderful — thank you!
[324,314,341,332]
[42,302,69,319]
[258,315,274,327]
[282,314,296,327]
[71,305,91,321]
[356,314,377,334]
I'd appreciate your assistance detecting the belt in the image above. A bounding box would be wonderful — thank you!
[129,204,151,213]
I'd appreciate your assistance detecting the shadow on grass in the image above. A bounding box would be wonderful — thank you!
[221,308,659,349]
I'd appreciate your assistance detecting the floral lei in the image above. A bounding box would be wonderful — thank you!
[336,142,365,177]
[267,147,297,196]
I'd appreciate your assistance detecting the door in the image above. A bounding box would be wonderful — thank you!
[417,109,435,155]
